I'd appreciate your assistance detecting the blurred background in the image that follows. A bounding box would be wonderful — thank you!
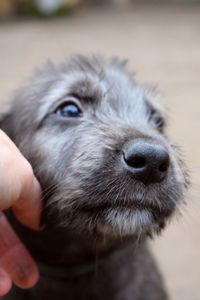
[0,0,200,299]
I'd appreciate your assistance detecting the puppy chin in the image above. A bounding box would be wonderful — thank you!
[95,208,163,237]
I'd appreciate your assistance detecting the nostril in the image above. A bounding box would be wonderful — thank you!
[159,162,168,173]
[158,157,170,173]
[126,155,146,169]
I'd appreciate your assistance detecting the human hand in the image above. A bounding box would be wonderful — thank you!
[0,130,42,296]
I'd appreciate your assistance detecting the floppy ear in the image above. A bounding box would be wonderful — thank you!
[0,105,14,140]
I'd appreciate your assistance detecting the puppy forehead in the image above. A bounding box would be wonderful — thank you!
[37,64,146,120]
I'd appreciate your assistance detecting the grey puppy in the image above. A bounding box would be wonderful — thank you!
[1,55,189,300]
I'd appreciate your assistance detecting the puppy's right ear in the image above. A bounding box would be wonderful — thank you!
[0,106,14,140]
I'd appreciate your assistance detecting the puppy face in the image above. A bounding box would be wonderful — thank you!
[1,56,189,241]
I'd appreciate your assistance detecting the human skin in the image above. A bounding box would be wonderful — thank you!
[0,129,42,296]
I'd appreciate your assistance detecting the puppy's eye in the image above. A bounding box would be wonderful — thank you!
[152,113,165,131]
[149,108,165,132]
[55,101,82,118]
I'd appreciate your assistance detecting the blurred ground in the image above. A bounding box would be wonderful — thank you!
[0,3,200,299]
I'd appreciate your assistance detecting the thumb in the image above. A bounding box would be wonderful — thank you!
[12,166,42,230]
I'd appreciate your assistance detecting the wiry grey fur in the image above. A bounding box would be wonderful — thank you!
[0,55,189,300]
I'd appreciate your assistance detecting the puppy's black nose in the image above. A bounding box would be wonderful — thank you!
[123,141,170,185]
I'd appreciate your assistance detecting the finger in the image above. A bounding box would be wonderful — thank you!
[0,268,12,297]
[0,130,42,229]
[12,174,42,230]
[0,213,39,289]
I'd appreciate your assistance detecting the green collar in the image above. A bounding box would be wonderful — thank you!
[38,261,96,280]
